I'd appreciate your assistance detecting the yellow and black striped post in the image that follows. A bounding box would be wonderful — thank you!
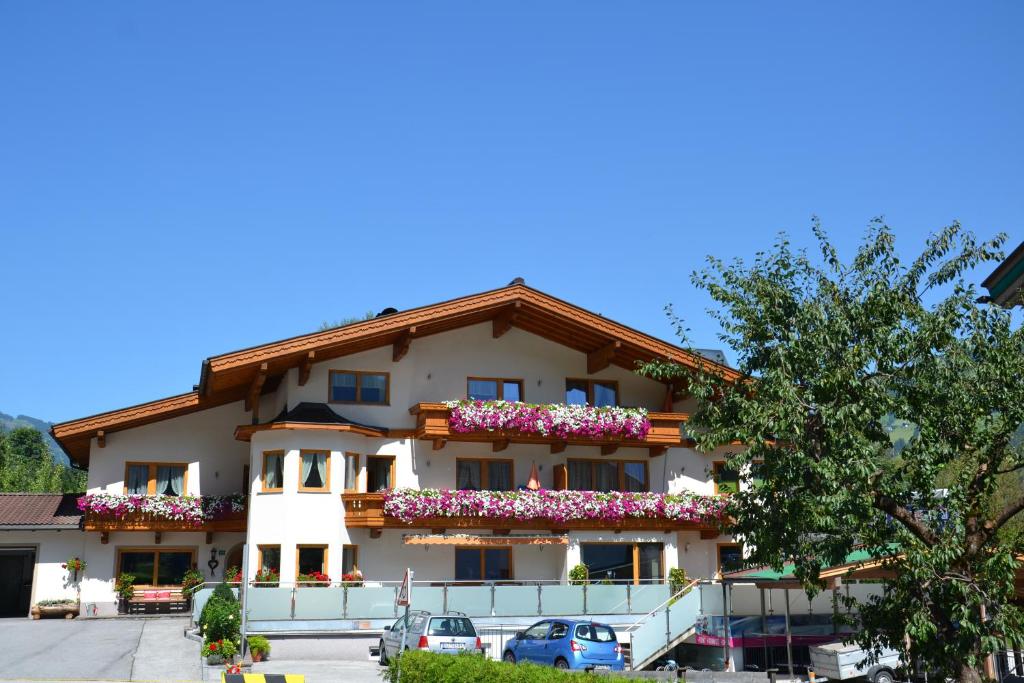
[222,674,305,683]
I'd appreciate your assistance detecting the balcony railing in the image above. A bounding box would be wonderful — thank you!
[79,493,247,533]
[342,489,724,534]
[409,402,691,456]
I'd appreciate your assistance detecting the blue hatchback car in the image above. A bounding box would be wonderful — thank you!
[502,619,624,671]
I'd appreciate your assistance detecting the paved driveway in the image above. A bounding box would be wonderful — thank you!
[0,616,200,682]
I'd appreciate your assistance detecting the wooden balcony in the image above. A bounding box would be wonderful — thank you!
[342,492,719,536]
[83,498,247,540]
[408,402,692,457]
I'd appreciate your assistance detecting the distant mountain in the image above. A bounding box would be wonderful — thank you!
[0,412,70,465]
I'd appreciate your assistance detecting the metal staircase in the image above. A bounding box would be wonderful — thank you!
[623,580,701,671]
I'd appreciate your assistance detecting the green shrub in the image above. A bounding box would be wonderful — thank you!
[201,638,238,658]
[181,569,204,595]
[247,635,271,656]
[198,582,240,644]
[567,563,588,586]
[668,567,689,595]
[383,650,595,683]
[114,573,136,600]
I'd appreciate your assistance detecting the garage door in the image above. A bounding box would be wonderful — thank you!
[0,548,35,617]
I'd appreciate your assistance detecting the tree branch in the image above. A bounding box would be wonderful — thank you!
[984,497,1024,541]
[874,493,939,546]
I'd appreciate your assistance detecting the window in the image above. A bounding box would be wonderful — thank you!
[296,545,328,577]
[567,459,647,492]
[366,456,395,491]
[580,542,663,584]
[428,617,476,637]
[123,462,188,496]
[329,370,390,405]
[258,545,281,574]
[565,379,618,407]
[343,453,360,492]
[456,459,513,491]
[548,622,569,640]
[713,462,739,495]
[262,451,284,492]
[521,622,550,640]
[342,545,358,575]
[575,623,616,643]
[718,544,743,574]
[117,548,196,586]
[299,451,330,492]
[454,547,512,581]
[467,377,523,402]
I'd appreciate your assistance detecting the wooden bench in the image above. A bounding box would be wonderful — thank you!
[128,587,189,614]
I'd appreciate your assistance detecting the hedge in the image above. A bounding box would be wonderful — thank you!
[382,651,597,682]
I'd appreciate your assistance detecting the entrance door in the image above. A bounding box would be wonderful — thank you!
[0,549,35,617]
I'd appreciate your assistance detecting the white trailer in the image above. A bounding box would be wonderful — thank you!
[809,641,901,683]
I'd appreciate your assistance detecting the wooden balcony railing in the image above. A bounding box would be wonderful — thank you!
[341,492,720,537]
[82,496,247,534]
[408,402,691,456]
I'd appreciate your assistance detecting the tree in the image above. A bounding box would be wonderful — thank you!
[0,426,87,493]
[644,221,1024,682]
[318,310,377,331]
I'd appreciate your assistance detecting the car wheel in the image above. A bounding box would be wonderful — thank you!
[503,652,516,665]
[554,658,570,670]
[872,670,895,683]
[378,641,388,666]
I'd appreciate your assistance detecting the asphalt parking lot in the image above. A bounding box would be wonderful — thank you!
[0,616,383,683]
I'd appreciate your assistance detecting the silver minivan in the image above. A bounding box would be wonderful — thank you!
[378,610,483,664]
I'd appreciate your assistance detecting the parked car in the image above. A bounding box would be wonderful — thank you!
[502,619,624,672]
[378,610,483,665]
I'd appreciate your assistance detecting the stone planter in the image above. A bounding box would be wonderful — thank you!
[117,597,130,614]
[31,602,80,620]
[206,654,224,665]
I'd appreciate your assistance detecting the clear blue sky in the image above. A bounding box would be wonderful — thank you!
[1,2,1021,423]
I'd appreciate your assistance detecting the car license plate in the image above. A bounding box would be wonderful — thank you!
[593,665,611,670]
[441,642,465,650]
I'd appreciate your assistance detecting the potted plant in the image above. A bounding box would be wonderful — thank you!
[201,638,237,665]
[252,568,279,587]
[247,635,271,662]
[224,566,242,584]
[61,556,86,583]
[296,571,330,587]
[568,563,589,586]
[31,598,80,620]
[181,568,204,604]
[114,573,136,614]
[340,572,363,588]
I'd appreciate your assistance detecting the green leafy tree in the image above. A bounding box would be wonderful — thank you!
[0,426,87,493]
[318,310,376,331]
[643,221,1023,682]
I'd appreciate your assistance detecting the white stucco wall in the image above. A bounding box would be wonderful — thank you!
[86,401,251,496]
[0,530,86,606]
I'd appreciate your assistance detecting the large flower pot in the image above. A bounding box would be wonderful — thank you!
[31,602,80,620]
[117,597,130,615]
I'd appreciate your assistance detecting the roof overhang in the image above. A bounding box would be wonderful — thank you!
[235,421,388,441]
[983,241,1024,307]
[52,283,740,466]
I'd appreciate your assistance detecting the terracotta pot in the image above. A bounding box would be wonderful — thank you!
[252,652,264,662]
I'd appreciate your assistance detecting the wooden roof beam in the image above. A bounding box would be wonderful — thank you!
[587,341,622,374]
[392,326,417,362]
[245,363,269,421]
[492,302,522,338]
[601,444,619,456]
[298,351,316,386]
[493,439,510,453]
[96,430,105,448]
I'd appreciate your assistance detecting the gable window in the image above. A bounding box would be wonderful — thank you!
[712,462,739,495]
[343,453,360,492]
[455,547,512,581]
[296,545,328,578]
[124,462,187,497]
[258,545,281,574]
[366,455,395,491]
[117,547,196,586]
[262,451,284,492]
[567,459,647,492]
[299,451,330,492]
[565,379,618,407]
[456,459,513,491]
[467,378,523,402]
[329,370,389,405]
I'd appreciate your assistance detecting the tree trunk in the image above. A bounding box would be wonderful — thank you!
[959,663,984,683]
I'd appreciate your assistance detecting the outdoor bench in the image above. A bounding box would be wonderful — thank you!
[127,587,189,614]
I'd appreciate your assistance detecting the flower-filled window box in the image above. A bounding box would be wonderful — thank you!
[76,493,246,526]
[383,488,725,525]
[296,571,330,587]
[444,400,651,441]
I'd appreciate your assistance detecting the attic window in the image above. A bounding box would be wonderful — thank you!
[329,370,389,405]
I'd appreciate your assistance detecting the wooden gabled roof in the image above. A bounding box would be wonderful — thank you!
[52,283,738,466]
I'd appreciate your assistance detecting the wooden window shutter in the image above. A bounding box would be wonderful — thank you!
[553,464,568,491]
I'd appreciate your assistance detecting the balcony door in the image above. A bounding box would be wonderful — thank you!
[580,542,663,584]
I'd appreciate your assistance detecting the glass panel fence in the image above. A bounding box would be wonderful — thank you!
[345,586,398,619]
[629,583,671,614]
[445,586,493,617]
[584,584,630,614]
[492,585,540,617]
[537,585,585,616]
[410,586,445,616]
[247,587,294,620]
[294,587,344,620]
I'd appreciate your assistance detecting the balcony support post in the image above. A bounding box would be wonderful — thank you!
[290,585,297,620]
[490,584,496,617]
[442,584,448,614]
[583,584,588,615]
[627,583,631,613]
[537,584,543,616]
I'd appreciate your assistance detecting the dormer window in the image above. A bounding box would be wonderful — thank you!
[329,370,389,405]
[565,379,618,407]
